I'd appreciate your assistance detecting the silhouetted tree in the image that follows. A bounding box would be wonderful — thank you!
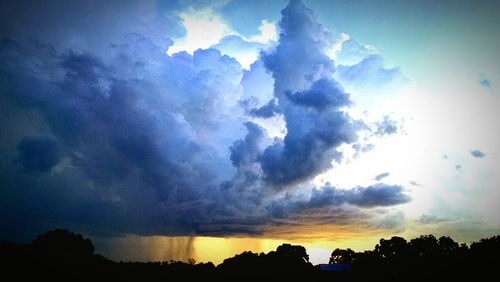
[3,229,500,281]
[409,234,439,262]
[31,229,95,261]
[218,243,315,278]
[329,248,356,264]
[438,236,460,256]
[275,243,309,263]
[470,235,500,265]
[375,236,409,260]
[374,236,411,277]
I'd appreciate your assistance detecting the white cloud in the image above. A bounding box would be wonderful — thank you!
[249,20,278,44]
[167,8,235,55]
[168,7,277,69]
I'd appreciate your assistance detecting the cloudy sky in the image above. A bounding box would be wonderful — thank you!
[1,0,499,264]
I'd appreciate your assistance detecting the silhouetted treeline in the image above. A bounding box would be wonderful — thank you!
[326,234,498,281]
[1,229,500,281]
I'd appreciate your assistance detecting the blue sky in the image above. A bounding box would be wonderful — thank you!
[1,0,499,264]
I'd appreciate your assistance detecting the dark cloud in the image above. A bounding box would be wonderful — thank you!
[249,99,280,118]
[0,0,410,241]
[260,0,359,187]
[455,164,462,170]
[470,150,486,158]
[17,135,61,172]
[262,0,335,94]
[0,29,243,239]
[344,184,410,208]
[269,183,410,218]
[230,122,266,168]
[374,172,390,181]
[0,0,177,56]
[308,183,410,211]
[285,78,351,111]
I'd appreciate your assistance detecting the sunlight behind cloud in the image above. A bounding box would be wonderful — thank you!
[168,8,277,69]
[167,8,234,55]
[249,20,278,43]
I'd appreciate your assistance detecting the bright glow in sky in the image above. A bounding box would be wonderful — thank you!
[1,0,499,266]
[168,8,235,55]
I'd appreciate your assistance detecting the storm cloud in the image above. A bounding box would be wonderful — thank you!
[17,135,61,172]
[0,0,409,241]
[310,184,410,209]
[260,0,359,187]
[267,183,410,219]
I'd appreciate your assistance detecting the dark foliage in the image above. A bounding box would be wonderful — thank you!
[1,229,499,281]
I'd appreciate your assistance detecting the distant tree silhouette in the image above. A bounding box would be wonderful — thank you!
[470,235,500,270]
[275,243,310,263]
[2,229,500,281]
[411,234,440,258]
[375,236,409,260]
[437,236,460,257]
[329,248,356,264]
[217,243,314,278]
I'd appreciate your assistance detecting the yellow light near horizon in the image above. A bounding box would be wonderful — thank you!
[193,236,283,265]
[95,227,388,266]
[192,235,381,265]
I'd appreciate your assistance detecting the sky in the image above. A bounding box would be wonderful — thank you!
[1,0,499,265]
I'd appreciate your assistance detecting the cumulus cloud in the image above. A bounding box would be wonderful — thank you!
[249,99,280,118]
[285,78,351,111]
[240,59,275,108]
[0,32,245,239]
[0,0,409,240]
[167,7,234,55]
[337,55,407,88]
[211,20,277,69]
[335,39,378,66]
[230,122,267,168]
[260,0,359,187]
[211,35,265,69]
